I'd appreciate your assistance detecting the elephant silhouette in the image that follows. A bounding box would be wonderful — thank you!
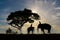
[27,24,34,34]
[37,21,51,34]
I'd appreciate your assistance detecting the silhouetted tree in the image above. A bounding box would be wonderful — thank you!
[7,8,40,33]
[27,24,34,34]
[37,21,51,34]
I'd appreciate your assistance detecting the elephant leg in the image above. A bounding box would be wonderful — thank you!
[37,28,39,33]
[48,29,50,33]
[41,29,45,34]
[32,30,34,34]
[32,31,33,34]
[28,30,30,34]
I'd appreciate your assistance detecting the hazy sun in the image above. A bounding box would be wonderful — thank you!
[32,10,37,13]
[30,8,38,13]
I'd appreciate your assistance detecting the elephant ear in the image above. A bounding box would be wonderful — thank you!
[29,20,34,23]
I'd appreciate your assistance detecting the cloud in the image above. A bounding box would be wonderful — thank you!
[52,0,56,5]
[55,7,60,9]
[55,0,60,7]
[56,13,60,17]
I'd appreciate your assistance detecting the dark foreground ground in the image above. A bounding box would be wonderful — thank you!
[0,34,60,40]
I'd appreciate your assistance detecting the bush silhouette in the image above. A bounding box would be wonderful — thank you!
[6,28,12,34]
[6,28,17,34]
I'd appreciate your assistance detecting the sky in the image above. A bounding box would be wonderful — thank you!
[0,0,60,34]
